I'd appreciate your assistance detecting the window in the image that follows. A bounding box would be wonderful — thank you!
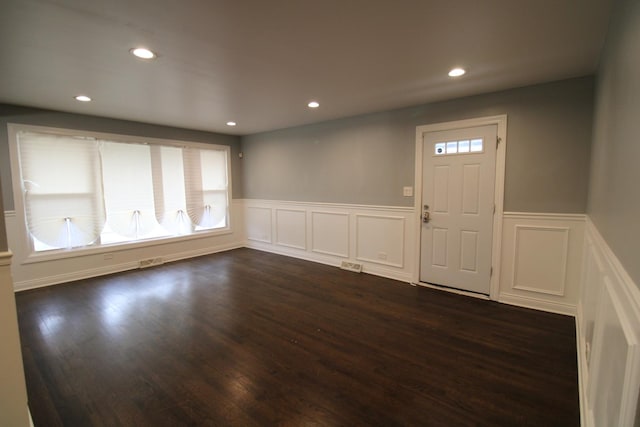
[434,138,483,156]
[13,127,231,253]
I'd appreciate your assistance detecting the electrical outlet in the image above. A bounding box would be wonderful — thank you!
[378,252,387,260]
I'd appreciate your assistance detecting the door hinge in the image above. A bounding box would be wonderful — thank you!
[496,136,501,148]
[490,267,493,277]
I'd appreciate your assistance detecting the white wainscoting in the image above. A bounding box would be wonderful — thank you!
[275,209,306,250]
[577,218,640,427]
[311,211,349,258]
[355,214,404,268]
[6,200,246,291]
[498,212,586,315]
[243,199,415,282]
[0,251,31,427]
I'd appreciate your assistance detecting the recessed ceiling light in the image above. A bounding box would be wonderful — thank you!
[226,121,237,127]
[74,95,92,102]
[308,101,320,108]
[448,68,466,77]
[130,47,157,59]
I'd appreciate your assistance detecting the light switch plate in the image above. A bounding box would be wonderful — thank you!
[403,186,413,197]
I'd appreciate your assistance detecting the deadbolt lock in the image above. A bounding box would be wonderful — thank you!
[422,205,430,223]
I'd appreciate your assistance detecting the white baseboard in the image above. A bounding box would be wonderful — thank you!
[14,260,139,291]
[246,240,413,284]
[14,242,244,292]
[498,292,576,316]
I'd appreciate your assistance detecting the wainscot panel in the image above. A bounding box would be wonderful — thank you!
[498,213,586,315]
[355,214,405,268]
[576,218,640,427]
[275,209,306,250]
[243,200,415,283]
[311,211,349,258]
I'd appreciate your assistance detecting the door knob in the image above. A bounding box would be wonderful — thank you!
[422,205,430,223]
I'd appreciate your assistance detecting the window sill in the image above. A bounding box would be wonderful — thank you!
[20,227,233,265]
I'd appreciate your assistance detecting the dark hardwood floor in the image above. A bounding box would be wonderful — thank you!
[16,248,579,426]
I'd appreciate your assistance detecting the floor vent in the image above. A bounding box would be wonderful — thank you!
[139,257,165,269]
[340,261,362,273]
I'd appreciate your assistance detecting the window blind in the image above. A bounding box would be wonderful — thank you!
[151,145,192,235]
[17,132,105,249]
[100,141,161,239]
[184,148,228,229]
[16,130,230,252]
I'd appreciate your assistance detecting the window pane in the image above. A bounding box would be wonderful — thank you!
[184,148,228,229]
[198,191,228,229]
[18,132,105,249]
[14,127,231,255]
[458,140,470,153]
[446,141,458,154]
[152,146,192,235]
[434,142,446,155]
[201,150,227,190]
[100,141,163,239]
[471,138,483,152]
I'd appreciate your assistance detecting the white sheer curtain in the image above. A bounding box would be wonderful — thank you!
[17,132,105,249]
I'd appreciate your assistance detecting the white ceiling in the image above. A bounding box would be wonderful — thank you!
[0,0,614,135]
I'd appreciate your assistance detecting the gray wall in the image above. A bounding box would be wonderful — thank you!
[241,77,594,212]
[588,0,640,286]
[0,104,243,212]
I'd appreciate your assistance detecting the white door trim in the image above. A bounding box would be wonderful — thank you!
[413,115,507,300]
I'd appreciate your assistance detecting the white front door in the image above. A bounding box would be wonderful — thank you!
[419,124,497,294]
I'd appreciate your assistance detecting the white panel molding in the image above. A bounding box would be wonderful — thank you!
[512,225,569,296]
[4,210,16,218]
[274,208,306,250]
[355,214,405,268]
[246,206,272,243]
[310,211,350,258]
[498,212,585,315]
[577,218,640,427]
[243,200,415,284]
[587,279,640,427]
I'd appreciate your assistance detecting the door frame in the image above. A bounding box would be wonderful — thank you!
[413,115,507,300]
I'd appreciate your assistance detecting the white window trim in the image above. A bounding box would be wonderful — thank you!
[7,123,233,265]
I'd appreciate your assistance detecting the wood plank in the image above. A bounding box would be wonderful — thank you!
[16,248,579,426]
